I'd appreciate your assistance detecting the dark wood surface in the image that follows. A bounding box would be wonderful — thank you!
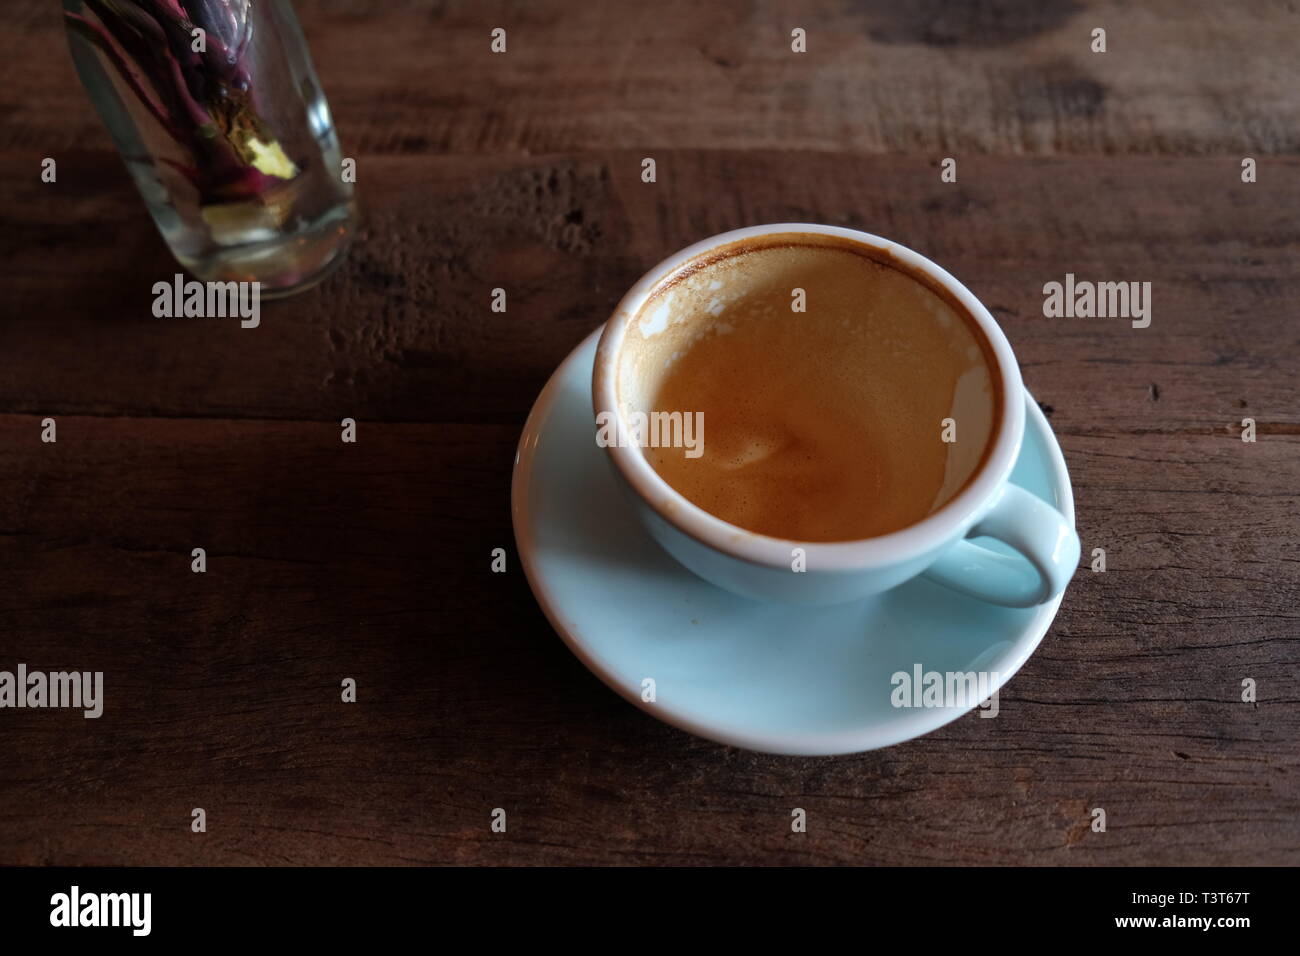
[1,0,1297,865]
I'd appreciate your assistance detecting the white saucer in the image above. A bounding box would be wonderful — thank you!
[512,329,1076,755]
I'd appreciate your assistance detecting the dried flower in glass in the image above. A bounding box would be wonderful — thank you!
[64,0,357,296]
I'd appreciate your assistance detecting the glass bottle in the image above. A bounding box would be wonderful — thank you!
[63,0,357,297]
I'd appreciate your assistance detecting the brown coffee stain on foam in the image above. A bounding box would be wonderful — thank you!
[624,233,1004,426]
[630,236,999,543]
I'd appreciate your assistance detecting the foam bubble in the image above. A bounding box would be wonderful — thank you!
[640,294,673,338]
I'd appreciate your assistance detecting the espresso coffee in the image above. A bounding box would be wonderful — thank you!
[619,233,999,542]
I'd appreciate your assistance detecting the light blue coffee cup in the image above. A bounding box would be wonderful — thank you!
[593,224,1080,608]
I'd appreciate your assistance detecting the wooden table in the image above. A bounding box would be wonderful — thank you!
[1,0,1296,866]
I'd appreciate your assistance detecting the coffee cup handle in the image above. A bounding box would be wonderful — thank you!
[921,483,1080,608]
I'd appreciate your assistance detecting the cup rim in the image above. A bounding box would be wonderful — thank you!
[592,223,1026,572]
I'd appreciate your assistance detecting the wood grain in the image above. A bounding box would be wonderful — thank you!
[1,152,1296,431]
[0,0,1297,866]
[4,1,1299,157]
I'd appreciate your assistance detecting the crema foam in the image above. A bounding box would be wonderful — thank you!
[618,234,999,542]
